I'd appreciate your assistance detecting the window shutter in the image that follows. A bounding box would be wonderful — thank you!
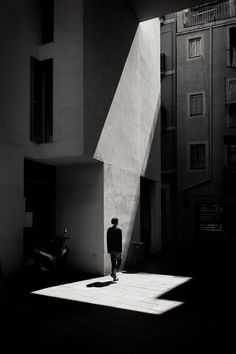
[189,39,196,57]
[227,79,236,103]
[189,38,201,58]
[30,56,43,143]
[190,94,203,116]
[190,144,206,169]
[196,38,201,56]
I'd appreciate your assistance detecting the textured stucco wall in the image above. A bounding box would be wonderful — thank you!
[93,19,161,272]
[25,0,84,162]
[56,163,104,275]
[0,0,40,276]
[177,29,210,190]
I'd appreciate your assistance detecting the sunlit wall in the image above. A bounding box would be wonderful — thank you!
[93,19,161,273]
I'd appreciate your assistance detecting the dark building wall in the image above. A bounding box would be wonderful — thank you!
[0,0,41,276]
[0,0,41,145]
[83,0,138,156]
[56,163,104,275]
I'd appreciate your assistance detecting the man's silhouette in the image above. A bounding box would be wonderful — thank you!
[107,217,122,281]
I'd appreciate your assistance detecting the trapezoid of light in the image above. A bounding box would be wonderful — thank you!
[32,272,192,315]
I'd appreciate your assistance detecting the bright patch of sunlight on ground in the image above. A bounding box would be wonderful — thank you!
[32,272,191,315]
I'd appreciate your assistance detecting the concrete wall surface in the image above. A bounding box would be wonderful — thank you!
[84,0,138,156]
[25,0,84,163]
[56,163,104,275]
[103,163,141,273]
[0,0,40,277]
[93,19,161,272]
[0,0,40,147]
[0,145,24,276]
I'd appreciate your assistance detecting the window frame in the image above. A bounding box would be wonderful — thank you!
[227,143,236,166]
[226,25,236,68]
[226,77,236,104]
[187,90,206,119]
[187,141,208,172]
[186,33,204,61]
[30,56,53,144]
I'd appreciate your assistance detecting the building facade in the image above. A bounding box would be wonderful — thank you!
[0,0,161,277]
[160,13,178,252]
[161,0,236,254]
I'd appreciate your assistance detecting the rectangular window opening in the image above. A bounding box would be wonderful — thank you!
[199,204,223,233]
[227,143,236,166]
[227,103,236,128]
[41,0,54,44]
[230,27,236,68]
[30,57,53,144]
[190,143,206,170]
[190,93,203,116]
[189,37,201,58]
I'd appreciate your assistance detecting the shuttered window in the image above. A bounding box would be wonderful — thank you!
[190,144,206,170]
[227,78,236,103]
[230,27,236,67]
[189,37,201,58]
[199,204,223,233]
[190,93,203,116]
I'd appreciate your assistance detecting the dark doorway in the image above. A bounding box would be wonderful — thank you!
[24,159,56,256]
[140,177,152,257]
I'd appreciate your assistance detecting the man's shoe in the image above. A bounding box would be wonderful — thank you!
[111,273,119,281]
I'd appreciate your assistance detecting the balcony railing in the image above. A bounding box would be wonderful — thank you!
[183,0,235,27]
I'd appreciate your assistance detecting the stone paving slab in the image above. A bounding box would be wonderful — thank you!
[32,271,192,315]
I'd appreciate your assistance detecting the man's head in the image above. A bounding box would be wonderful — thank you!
[111,217,118,226]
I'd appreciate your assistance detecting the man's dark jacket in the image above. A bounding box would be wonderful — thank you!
[107,226,122,253]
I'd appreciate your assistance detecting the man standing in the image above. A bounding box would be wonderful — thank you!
[107,217,122,281]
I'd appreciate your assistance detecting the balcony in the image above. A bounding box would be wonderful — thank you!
[183,0,235,28]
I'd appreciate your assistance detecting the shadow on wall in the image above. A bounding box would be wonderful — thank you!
[84,0,139,155]
[92,18,161,273]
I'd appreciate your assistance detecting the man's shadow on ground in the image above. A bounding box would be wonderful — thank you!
[86,281,115,288]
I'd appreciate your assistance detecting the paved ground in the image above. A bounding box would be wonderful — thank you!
[32,272,192,315]
[1,246,235,353]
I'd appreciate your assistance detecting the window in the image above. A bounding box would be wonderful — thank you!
[227,144,236,166]
[189,37,201,58]
[190,144,206,170]
[30,57,53,144]
[227,103,236,128]
[199,204,223,234]
[41,0,54,44]
[230,27,236,68]
[190,93,203,116]
[161,104,167,130]
[226,78,236,104]
[161,53,166,75]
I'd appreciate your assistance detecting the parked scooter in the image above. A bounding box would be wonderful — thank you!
[24,228,69,274]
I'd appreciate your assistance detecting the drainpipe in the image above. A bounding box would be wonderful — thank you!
[182,24,213,192]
